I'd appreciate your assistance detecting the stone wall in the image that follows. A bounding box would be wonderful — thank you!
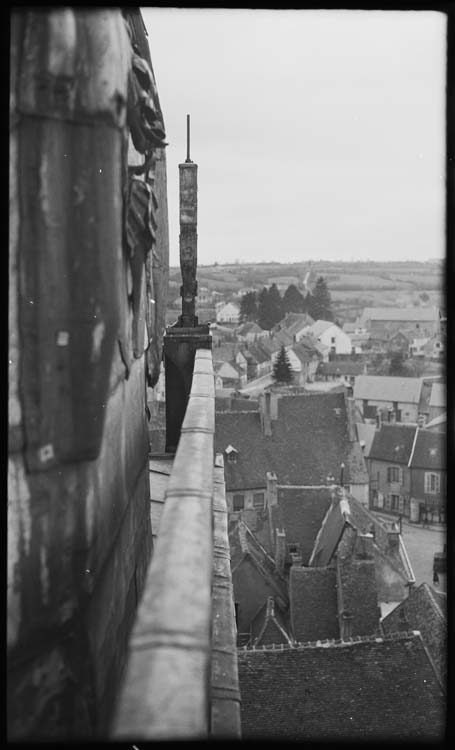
[8,9,168,739]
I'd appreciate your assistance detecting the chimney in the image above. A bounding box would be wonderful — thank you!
[345,396,357,441]
[266,596,275,618]
[375,411,381,430]
[275,529,287,574]
[261,391,272,436]
[266,471,278,507]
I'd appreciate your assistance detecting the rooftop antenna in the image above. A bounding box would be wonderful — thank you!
[185,113,192,163]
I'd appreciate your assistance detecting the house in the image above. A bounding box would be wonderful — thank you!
[235,321,266,343]
[270,341,321,386]
[367,423,416,516]
[196,286,212,305]
[353,375,424,423]
[243,343,272,380]
[316,359,366,385]
[216,301,240,324]
[408,428,446,523]
[213,360,245,390]
[381,582,446,685]
[215,390,370,511]
[306,320,352,356]
[361,306,441,339]
[237,632,444,740]
[385,329,411,355]
[273,312,315,342]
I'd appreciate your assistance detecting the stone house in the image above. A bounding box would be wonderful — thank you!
[367,423,416,516]
[353,375,424,423]
[361,306,441,339]
[408,428,446,523]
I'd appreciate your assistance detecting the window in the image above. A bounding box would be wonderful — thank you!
[391,494,400,511]
[424,472,440,494]
[253,492,265,508]
[288,544,299,554]
[331,337,336,344]
[233,494,244,511]
[387,466,401,483]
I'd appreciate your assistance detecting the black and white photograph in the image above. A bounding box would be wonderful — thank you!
[8,5,448,742]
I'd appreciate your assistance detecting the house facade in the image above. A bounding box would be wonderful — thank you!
[216,301,241,324]
[353,375,424,423]
[306,320,352,356]
[409,429,446,523]
[367,424,415,516]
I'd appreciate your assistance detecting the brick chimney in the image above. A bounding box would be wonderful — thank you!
[266,471,278,507]
[275,529,287,574]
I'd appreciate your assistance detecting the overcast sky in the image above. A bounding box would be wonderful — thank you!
[141,8,446,267]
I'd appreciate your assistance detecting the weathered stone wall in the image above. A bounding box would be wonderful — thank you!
[8,9,168,739]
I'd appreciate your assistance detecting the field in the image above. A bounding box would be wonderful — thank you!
[168,260,445,323]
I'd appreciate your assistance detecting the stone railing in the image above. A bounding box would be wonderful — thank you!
[112,348,240,739]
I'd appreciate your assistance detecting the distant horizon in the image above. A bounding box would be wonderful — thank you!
[142,8,446,267]
[170,257,444,268]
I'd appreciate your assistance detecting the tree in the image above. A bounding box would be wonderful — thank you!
[257,284,283,330]
[239,291,258,323]
[273,345,294,384]
[307,276,334,321]
[389,351,408,376]
[282,284,307,314]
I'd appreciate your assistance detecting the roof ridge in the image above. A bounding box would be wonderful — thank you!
[238,630,423,652]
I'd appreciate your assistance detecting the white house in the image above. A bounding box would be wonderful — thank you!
[216,302,241,324]
[306,320,352,356]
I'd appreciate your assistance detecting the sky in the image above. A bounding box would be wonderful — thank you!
[141,8,446,267]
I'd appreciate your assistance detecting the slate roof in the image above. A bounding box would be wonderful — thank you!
[291,342,318,364]
[246,343,270,365]
[272,486,333,565]
[368,423,417,464]
[382,582,447,685]
[408,429,446,470]
[215,396,259,412]
[354,375,423,404]
[215,391,368,491]
[362,306,440,322]
[237,633,445,740]
[429,382,446,409]
[337,557,381,636]
[290,566,338,642]
[274,329,294,347]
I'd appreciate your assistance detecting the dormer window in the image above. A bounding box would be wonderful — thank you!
[225,444,239,464]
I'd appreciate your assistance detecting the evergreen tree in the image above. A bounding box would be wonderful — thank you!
[308,276,334,321]
[239,291,258,323]
[272,345,294,384]
[282,284,307,314]
[257,284,283,330]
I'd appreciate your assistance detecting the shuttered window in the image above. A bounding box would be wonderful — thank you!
[387,466,401,483]
[424,472,440,494]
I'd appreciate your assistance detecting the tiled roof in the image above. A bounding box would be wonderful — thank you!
[246,343,270,364]
[337,557,381,637]
[274,329,294,347]
[290,566,338,641]
[309,319,334,337]
[408,429,446,470]
[354,375,423,404]
[272,486,333,565]
[277,313,314,338]
[149,427,166,453]
[368,423,417,464]
[237,633,445,740]
[382,582,447,684]
[429,382,446,408]
[291,342,317,364]
[363,306,440,322]
[318,360,365,376]
[236,322,262,336]
[215,392,368,491]
[256,336,280,356]
[250,598,293,647]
